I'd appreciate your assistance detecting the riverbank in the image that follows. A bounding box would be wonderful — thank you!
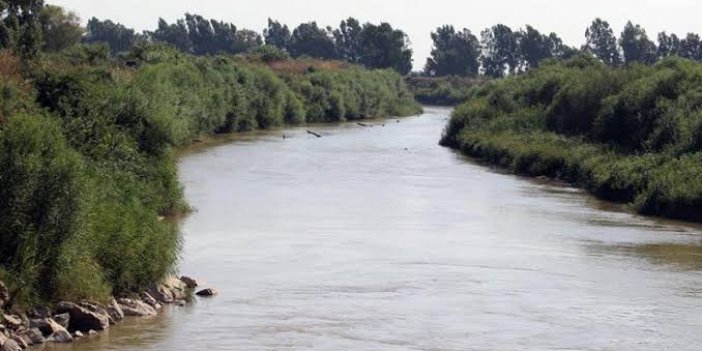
[0,44,420,312]
[406,76,485,106]
[0,275,211,350]
[441,55,702,223]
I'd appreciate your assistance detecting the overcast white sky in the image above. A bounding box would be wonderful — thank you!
[50,0,702,71]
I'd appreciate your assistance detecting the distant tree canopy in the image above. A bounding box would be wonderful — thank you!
[357,22,413,75]
[333,17,362,63]
[678,33,702,60]
[426,23,571,77]
[425,25,480,76]
[84,17,138,54]
[0,0,45,59]
[263,17,413,74]
[81,14,414,74]
[152,14,262,55]
[39,4,83,52]
[287,21,337,59]
[657,32,679,58]
[619,21,656,65]
[518,26,567,70]
[480,24,519,78]
[12,4,702,78]
[263,19,290,51]
[584,18,621,66]
[424,18,702,77]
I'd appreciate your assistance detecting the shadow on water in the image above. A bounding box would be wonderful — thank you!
[35,304,199,351]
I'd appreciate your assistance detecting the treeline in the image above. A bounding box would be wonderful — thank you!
[0,0,420,306]
[425,19,702,78]
[1,1,414,73]
[83,16,413,74]
[441,55,702,222]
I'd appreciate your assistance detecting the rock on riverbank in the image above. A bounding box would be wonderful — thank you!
[0,276,211,350]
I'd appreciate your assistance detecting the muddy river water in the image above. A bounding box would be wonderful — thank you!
[47,107,702,350]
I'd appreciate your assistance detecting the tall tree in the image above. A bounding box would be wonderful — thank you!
[0,1,10,49]
[288,22,337,59]
[657,32,680,58]
[153,14,261,55]
[585,18,621,66]
[678,33,702,60]
[517,25,557,70]
[211,19,234,52]
[39,4,83,52]
[619,21,656,64]
[358,22,413,74]
[480,24,519,78]
[333,17,362,63]
[183,14,215,55]
[152,18,192,53]
[546,32,576,59]
[1,0,45,60]
[85,17,136,54]
[425,25,480,76]
[263,19,290,51]
[232,28,262,54]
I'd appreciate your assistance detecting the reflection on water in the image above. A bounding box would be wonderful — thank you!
[53,107,702,351]
[587,242,702,271]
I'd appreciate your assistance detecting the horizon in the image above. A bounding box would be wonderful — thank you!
[49,0,702,71]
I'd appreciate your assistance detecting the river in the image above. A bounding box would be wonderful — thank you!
[45,107,702,350]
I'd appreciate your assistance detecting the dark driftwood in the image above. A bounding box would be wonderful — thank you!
[307,130,322,138]
[356,122,372,127]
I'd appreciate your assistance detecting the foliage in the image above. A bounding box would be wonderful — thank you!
[333,18,362,64]
[0,0,45,60]
[357,22,413,75]
[263,19,290,51]
[0,46,419,305]
[84,17,138,54]
[619,21,656,65]
[0,115,89,305]
[480,24,520,78]
[151,14,262,55]
[38,4,83,52]
[518,26,568,70]
[288,22,337,60]
[442,56,702,222]
[265,17,413,74]
[425,25,480,77]
[406,75,485,105]
[585,18,621,66]
[252,44,289,63]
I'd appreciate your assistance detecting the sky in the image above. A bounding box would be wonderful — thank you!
[51,0,702,71]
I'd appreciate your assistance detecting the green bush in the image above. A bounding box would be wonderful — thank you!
[0,46,420,306]
[443,55,702,222]
[0,115,87,305]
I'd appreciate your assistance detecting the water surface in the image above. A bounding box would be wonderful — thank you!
[45,107,702,351]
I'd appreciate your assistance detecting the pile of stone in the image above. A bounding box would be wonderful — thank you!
[0,276,211,350]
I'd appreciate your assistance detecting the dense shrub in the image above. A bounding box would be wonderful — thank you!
[0,115,89,304]
[406,76,485,106]
[0,47,420,306]
[443,55,702,222]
